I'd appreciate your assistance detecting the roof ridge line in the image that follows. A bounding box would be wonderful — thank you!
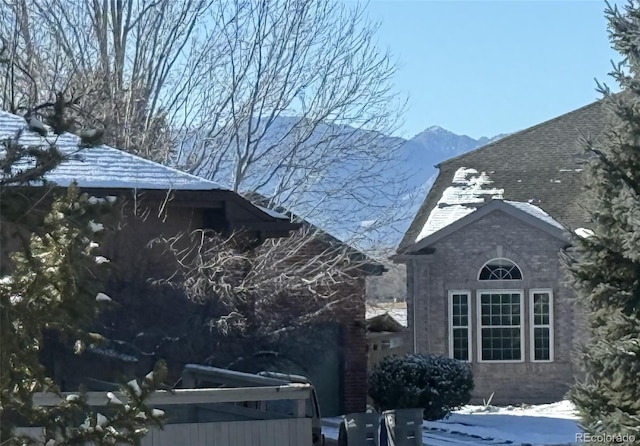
[436,98,604,167]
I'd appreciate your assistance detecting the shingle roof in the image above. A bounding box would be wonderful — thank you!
[0,110,222,191]
[245,191,385,275]
[399,99,610,250]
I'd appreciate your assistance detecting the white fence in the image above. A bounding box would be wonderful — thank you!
[16,385,313,446]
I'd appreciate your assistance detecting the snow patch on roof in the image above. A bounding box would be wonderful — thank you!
[416,167,503,242]
[0,110,222,191]
[254,204,289,220]
[365,302,407,327]
[414,169,568,244]
[452,167,478,183]
[504,200,565,230]
[575,227,595,238]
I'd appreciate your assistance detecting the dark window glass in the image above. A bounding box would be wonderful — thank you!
[532,293,552,361]
[479,259,523,280]
[451,293,470,361]
[479,293,522,361]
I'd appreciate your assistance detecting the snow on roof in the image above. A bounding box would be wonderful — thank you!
[504,200,565,230]
[416,167,503,241]
[415,168,567,243]
[0,110,223,191]
[255,204,290,220]
[575,227,595,238]
[365,302,407,327]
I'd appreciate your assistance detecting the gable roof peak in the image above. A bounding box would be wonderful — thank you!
[400,98,610,250]
[402,198,568,254]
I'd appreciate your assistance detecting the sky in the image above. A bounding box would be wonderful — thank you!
[359,0,622,139]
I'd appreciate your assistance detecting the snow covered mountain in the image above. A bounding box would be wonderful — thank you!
[396,127,508,235]
[186,118,507,250]
[401,125,507,173]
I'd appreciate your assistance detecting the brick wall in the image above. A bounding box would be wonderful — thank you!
[405,210,578,404]
[340,275,368,413]
[294,237,369,414]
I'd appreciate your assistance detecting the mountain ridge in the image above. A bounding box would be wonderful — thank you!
[187,116,509,249]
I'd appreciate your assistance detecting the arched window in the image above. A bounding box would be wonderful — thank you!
[478,258,522,280]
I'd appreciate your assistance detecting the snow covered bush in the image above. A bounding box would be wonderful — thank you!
[368,353,473,420]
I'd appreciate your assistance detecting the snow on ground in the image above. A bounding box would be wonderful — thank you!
[425,401,580,445]
[323,401,582,446]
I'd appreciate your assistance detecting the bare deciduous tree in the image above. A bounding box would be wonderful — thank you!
[1,0,408,376]
[0,0,211,161]
[158,227,364,335]
[110,223,371,372]
[0,0,410,249]
[179,0,409,248]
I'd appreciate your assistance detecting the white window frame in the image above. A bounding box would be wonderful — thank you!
[477,258,524,281]
[529,289,554,362]
[476,290,525,363]
[448,290,472,362]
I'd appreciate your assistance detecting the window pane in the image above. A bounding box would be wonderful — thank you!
[533,293,551,326]
[534,327,550,360]
[532,292,552,361]
[479,259,522,280]
[480,293,521,361]
[451,294,468,328]
[453,328,468,361]
[450,293,470,361]
[481,328,521,360]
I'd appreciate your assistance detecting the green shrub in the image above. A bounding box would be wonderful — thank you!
[368,353,473,420]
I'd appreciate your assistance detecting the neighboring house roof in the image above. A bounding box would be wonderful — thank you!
[399,99,609,251]
[366,312,406,333]
[0,110,295,227]
[0,110,223,191]
[245,192,386,276]
[365,302,407,327]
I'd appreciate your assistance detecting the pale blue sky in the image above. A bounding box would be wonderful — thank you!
[360,0,621,139]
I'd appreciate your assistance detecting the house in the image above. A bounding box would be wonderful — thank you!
[0,110,299,391]
[394,100,609,404]
[365,312,408,370]
[245,193,386,416]
[0,109,376,417]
